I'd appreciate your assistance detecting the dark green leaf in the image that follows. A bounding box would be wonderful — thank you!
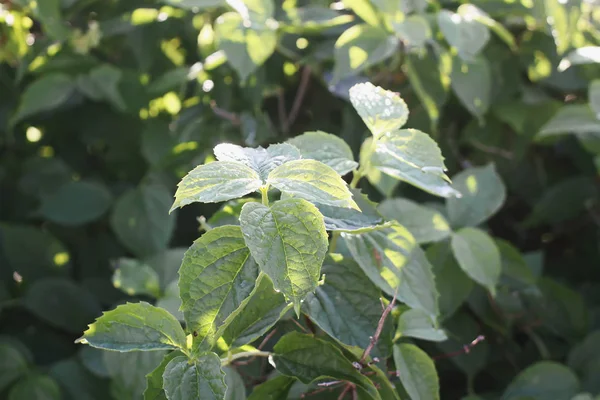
[8,375,61,400]
[39,181,112,226]
[144,352,184,400]
[0,342,29,391]
[303,256,393,358]
[396,308,447,342]
[224,366,246,400]
[104,351,167,400]
[503,362,580,400]
[247,376,295,400]
[272,332,380,399]
[112,258,161,298]
[11,74,76,125]
[450,56,492,121]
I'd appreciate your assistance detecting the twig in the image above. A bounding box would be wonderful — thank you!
[286,66,311,130]
[432,335,485,361]
[318,381,343,387]
[210,100,240,125]
[360,291,397,365]
[469,140,513,160]
[233,329,278,366]
[290,317,310,333]
[277,88,288,133]
[337,383,354,400]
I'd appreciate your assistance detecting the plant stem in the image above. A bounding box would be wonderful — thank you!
[221,350,272,366]
[329,232,340,253]
[261,186,269,206]
[350,171,362,189]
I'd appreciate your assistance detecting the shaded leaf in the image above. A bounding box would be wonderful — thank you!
[537,105,600,138]
[8,375,61,400]
[112,258,161,298]
[0,342,29,391]
[393,343,440,400]
[503,362,580,400]
[396,308,447,342]
[247,376,295,400]
[12,74,76,125]
[39,181,112,226]
[446,164,506,228]
[450,56,492,121]
[144,351,183,400]
[437,10,490,61]
[378,198,451,244]
[451,228,501,295]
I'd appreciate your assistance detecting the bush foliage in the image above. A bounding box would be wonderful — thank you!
[1,0,600,399]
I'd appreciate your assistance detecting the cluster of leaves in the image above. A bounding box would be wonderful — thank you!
[1,0,600,399]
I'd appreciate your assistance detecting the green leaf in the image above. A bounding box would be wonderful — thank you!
[214,143,301,182]
[35,0,69,40]
[544,0,580,55]
[457,4,517,51]
[157,281,184,322]
[11,74,76,125]
[162,0,225,10]
[342,0,381,27]
[247,376,295,400]
[272,332,380,399]
[370,129,460,198]
[558,46,600,71]
[24,278,100,334]
[536,278,588,340]
[77,302,187,352]
[223,367,246,400]
[77,65,126,112]
[287,131,358,175]
[239,199,328,314]
[392,15,432,48]
[163,354,227,400]
[303,256,393,358]
[171,161,262,211]
[363,365,401,400]
[111,183,176,257]
[38,181,112,226]
[496,239,537,289]
[223,275,290,347]
[405,46,449,127]
[178,226,259,351]
[450,56,492,121]
[568,331,600,395]
[333,24,399,82]
[503,362,580,400]
[378,198,451,244]
[446,164,506,228]
[315,202,385,233]
[349,82,409,138]
[426,242,473,320]
[537,105,600,138]
[146,248,190,292]
[437,10,490,61]
[215,12,277,81]
[104,351,167,399]
[341,223,439,318]
[451,228,501,295]
[0,343,29,391]
[144,351,183,400]
[8,375,61,400]
[112,258,161,298]
[393,343,440,400]
[590,80,600,118]
[267,160,357,209]
[396,308,447,342]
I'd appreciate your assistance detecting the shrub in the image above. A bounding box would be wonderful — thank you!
[1,0,599,399]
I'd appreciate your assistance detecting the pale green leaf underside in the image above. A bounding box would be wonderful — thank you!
[451,227,501,295]
[378,198,451,244]
[371,129,460,198]
[214,143,301,181]
[215,12,277,81]
[537,104,600,138]
[239,199,328,314]
[171,161,262,211]
[437,10,490,61]
[396,308,447,342]
[268,159,358,209]
[178,225,258,351]
[393,343,440,400]
[76,302,187,352]
[287,131,358,175]
[303,257,393,358]
[446,164,506,229]
[163,354,227,400]
[316,201,385,233]
[349,82,409,137]
[333,24,399,82]
[342,223,439,319]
